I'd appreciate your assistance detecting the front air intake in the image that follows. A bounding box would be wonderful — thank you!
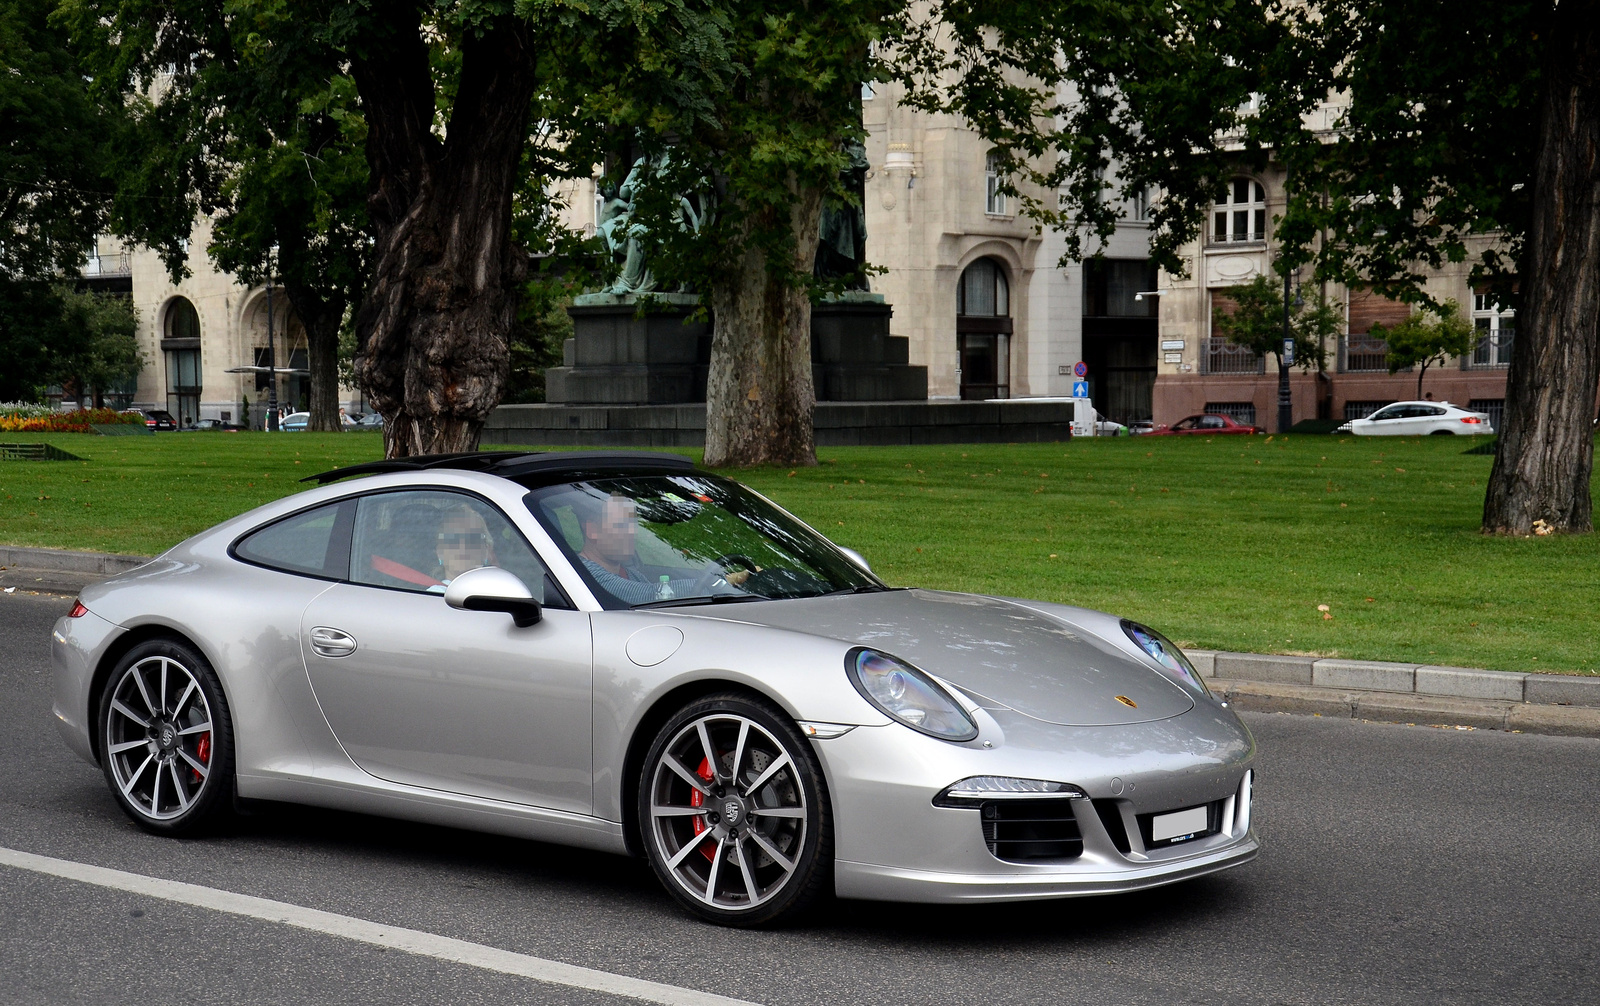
[980,799,1083,862]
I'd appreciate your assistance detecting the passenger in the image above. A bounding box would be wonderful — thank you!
[435,505,498,583]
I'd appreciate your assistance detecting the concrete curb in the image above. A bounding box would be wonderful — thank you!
[1186,649,1600,709]
[2,545,1595,737]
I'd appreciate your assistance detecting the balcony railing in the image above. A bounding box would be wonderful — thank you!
[1203,338,1265,375]
[82,253,132,278]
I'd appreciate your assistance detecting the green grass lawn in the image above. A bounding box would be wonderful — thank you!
[2,429,1595,673]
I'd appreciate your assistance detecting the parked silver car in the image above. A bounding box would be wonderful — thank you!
[1336,401,1494,435]
[51,451,1257,926]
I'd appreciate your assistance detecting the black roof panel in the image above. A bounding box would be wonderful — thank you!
[303,450,697,485]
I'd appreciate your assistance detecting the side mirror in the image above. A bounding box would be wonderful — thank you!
[838,546,873,574]
[444,566,542,627]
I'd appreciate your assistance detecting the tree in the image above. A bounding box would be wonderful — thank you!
[610,0,885,467]
[1264,1,1600,534]
[1212,274,1330,373]
[52,286,142,406]
[1372,301,1479,401]
[0,0,117,400]
[63,0,371,433]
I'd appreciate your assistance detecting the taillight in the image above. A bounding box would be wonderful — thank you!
[68,601,88,618]
[1461,416,1482,424]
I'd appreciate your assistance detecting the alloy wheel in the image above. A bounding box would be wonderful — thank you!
[104,655,215,821]
[647,712,809,912]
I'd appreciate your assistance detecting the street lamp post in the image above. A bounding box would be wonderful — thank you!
[1278,266,1293,433]
[265,275,279,432]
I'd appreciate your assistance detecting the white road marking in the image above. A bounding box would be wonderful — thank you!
[0,846,758,1006]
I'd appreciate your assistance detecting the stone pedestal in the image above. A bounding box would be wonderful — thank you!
[544,293,709,405]
[545,290,928,405]
[811,292,927,401]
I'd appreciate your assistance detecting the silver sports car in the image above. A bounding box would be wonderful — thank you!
[52,451,1257,926]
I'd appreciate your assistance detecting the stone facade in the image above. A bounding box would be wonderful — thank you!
[123,217,362,427]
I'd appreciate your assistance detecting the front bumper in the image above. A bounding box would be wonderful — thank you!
[815,704,1259,903]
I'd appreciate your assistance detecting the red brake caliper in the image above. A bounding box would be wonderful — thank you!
[690,756,717,861]
[192,732,211,784]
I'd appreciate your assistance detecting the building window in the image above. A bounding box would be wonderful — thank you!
[985,153,1009,216]
[1132,187,1153,222]
[1470,294,1514,368]
[1204,402,1257,426]
[1083,259,1158,318]
[958,257,1009,318]
[162,297,202,426]
[1212,177,1266,243]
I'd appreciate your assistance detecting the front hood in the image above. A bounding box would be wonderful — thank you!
[696,589,1194,726]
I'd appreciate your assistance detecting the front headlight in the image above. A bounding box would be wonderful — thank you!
[1122,620,1210,695]
[845,647,978,742]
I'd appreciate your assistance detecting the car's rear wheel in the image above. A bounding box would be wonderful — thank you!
[98,639,234,835]
[638,693,831,927]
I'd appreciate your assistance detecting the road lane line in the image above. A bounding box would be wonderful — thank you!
[0,846,757,1006]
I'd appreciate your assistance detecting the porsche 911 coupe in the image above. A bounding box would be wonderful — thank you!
[52,450,1258,926]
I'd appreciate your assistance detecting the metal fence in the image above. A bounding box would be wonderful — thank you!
[1203,338,1265,375]
[1343,400,1394,421]
[1338,334,1392,373]
[1469,398,1505,429]
[1204,402,1258,426]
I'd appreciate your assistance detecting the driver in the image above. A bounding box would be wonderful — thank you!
[574,492,751,604]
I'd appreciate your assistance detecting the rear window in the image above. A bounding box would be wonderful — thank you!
[233,500,354,579]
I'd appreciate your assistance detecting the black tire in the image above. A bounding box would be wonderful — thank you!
[638,692,832,927]
[98,637,235,836]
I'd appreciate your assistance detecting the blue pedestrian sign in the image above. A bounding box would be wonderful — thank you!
[1072,381,1089,398]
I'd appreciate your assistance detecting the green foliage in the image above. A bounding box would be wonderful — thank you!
[0,0,114,281]
[1268,1,1547,310]
[52,287,142,404]
[1374,300,1479,397]
[1212,274,1329,370]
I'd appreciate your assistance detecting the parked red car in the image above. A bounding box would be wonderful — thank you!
[1149,414,1262,435]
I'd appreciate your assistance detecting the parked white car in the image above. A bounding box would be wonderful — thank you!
[1337,401,1494,436]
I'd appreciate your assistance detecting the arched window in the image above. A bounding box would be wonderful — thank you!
[1212,177,1266,243]
[956,258,1012,400]
[161,298,202,427]
[165,297,200,341]
[958,257,1009,317]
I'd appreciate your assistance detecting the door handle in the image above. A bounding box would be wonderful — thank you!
[309,626,357,658]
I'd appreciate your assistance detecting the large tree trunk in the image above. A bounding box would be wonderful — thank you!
[1483,1,1600,535]
[282,281,345,433]
[704,185,824,468]
[348,11,536,458]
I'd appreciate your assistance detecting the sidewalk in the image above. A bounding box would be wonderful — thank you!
[5,544,1598,739]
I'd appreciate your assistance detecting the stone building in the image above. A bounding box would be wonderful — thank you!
[119,217,361,427]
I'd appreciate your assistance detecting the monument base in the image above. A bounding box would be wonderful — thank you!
[483,399,1074,448]
[546,291,929,405]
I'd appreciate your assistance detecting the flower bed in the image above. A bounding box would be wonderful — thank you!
[0,405,141,433]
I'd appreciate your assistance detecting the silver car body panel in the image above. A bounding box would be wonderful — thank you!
[52,466,1259,903]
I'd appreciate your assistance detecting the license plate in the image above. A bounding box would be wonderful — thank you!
[1150,805,1208,843]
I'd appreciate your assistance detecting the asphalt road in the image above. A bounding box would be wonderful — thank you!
[3,590,1598,1006]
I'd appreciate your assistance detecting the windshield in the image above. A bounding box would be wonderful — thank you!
[527,474,883,608]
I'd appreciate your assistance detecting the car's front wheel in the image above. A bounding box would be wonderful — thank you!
[638,693,831,927]
[98,638,234,835]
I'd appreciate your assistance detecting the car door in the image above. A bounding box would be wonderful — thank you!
[301,488,594,814]
[1362,404,1405,434]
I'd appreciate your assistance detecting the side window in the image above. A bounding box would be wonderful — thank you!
[1200,416,1226,429]
[349,490,560,604]
[1423,406,1447,416]
[1172,417,1199,431]
[233,500,353,579]
[1370,406,1401,421]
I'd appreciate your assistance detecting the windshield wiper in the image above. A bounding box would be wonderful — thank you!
[631,593,770,610]
[815,584,898,598]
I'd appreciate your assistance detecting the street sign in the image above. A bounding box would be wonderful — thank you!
[1073,361,1088,378]
[1282,338,1295,366]
[1072,381,1089,398]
